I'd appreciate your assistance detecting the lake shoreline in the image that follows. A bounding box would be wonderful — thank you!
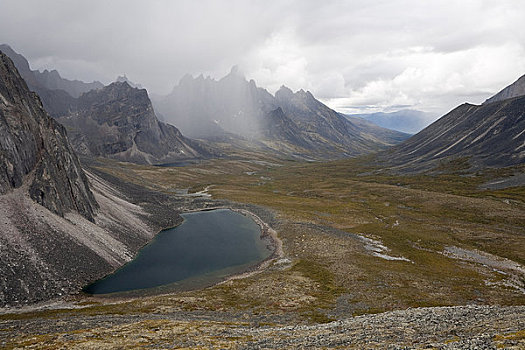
[181,206,284,284]
[0,205,283,313]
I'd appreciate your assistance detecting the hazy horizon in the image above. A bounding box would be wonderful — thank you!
[1,0,524,117]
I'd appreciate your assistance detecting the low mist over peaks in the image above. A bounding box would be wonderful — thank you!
[0,44,103,98]
[116,74,143,89]
[154,69,409,159]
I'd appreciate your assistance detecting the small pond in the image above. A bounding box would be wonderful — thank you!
[84,209,272,295]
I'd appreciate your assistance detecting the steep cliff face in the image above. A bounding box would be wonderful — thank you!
[0,51,97,220]
[57,82,213,164]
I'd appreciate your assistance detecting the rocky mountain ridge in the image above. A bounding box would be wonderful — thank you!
[57,81,214,164]
[381,94,525,172]
[153,68,410,159]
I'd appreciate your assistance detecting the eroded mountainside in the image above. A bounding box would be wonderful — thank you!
[381,95,525,172]
[57,82,214,164]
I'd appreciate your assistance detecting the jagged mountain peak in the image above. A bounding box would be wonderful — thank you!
[275,85,294,99]
[220,65,247,82]
[153,70,409,157]
[56,78,214,164]
[79,80,148,106]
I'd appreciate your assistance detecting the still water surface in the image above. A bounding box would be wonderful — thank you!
[84,209,271,295]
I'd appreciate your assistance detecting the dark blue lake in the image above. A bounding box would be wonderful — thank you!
[83,209,272,295]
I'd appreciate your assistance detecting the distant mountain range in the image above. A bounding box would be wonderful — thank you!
[381,75,525,172]
[344,110,436,134]
[153,67,410,159]
[2,45,409,162]
[4,42,523,172]
[0,44,103,116]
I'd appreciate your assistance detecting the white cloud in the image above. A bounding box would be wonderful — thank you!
[0,0,524,117]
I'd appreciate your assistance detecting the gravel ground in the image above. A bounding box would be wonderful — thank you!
[1,305,524,349]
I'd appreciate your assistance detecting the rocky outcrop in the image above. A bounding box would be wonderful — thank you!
[0,50,97,220]
[484,74,525,104]
[57,82,214,164]
[153,69,410,159]
[382,95,525,172]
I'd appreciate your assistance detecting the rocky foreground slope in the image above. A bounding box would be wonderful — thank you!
[0,51,181,306]
[1,305,524,349]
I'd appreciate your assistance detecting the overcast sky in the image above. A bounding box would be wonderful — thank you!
[1,0,524,116]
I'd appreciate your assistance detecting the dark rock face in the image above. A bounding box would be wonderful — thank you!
[0,50,97,220]
[383,96,525,172]
[57,82,213,164]
[484,74,525,104]
[153,69,409,159]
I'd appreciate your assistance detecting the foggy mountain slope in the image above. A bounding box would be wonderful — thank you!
[57,82,215,164]
[380,94,525,172]
[154,69,410,159]
[0,44,103,98]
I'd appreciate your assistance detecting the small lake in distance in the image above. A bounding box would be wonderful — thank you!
[84,209,272,295]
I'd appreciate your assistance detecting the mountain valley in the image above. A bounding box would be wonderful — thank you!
[1,40,525,350]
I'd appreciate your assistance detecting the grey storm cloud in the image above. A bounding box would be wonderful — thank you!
[1,0,524,117]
